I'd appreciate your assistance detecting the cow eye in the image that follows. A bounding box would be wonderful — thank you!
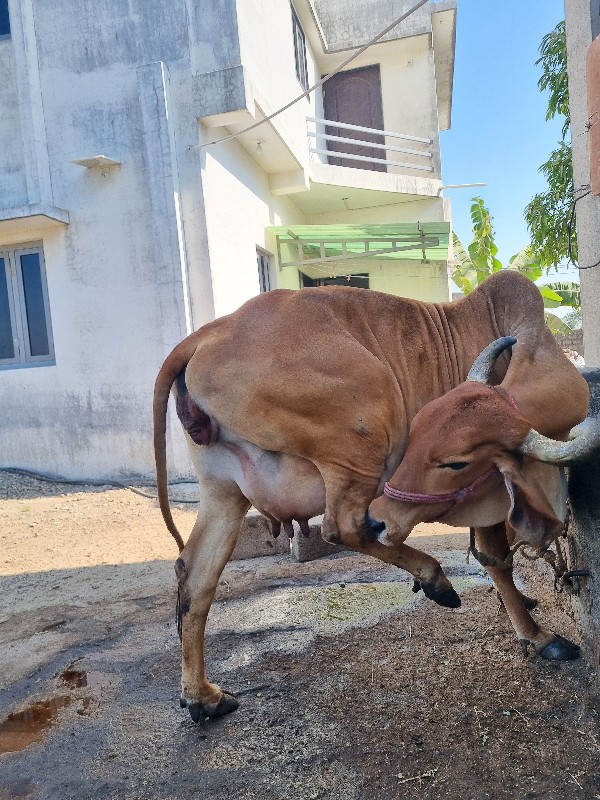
[439,461,469,471]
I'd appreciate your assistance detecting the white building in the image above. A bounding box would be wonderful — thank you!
[0,0,456,480]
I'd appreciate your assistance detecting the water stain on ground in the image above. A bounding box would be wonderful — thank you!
[0,667,117,756]
[58,666,114,692]
[59,667,87,689]
[0,697,72,755]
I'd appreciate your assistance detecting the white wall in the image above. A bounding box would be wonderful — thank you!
[305,196,445,226]
[0,0,200,479]
[236,0,321,168]
[367,260,450,301]
[200,133,307,317]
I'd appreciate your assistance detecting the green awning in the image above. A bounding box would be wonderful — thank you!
[269,222,450,268]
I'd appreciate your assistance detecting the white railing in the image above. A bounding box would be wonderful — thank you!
[307,116,434,172]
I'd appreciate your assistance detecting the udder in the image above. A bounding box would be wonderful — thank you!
[188,431,326,538]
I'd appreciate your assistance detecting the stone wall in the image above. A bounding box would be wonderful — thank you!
[567,368,600,686]
[555,328,584,357]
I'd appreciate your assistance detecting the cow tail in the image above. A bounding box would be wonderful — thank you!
[153,335,202,553]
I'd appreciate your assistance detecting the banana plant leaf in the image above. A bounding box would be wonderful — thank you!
[507,246,543,281]
[539,286,564,308]
[544,311,573,335]
[543,281,580,307]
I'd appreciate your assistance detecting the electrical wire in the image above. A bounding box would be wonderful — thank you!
[0,467,199,504]
[568,188,600,270]
[191,0,429,151]
[577,257,600,271]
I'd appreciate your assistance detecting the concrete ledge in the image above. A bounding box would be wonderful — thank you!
[580,367,600,415]
[194,65,255,126]
[290,515,348,563]
[0,204,69,245]
[231,510,289,560]
[231,512,348,562]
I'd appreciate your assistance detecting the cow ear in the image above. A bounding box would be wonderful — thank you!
[495,456,565,550]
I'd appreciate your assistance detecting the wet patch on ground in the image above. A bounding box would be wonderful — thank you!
[0,697,72,755]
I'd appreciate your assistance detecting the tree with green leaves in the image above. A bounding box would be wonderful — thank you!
[452,198,580,335]
[524,21,577,267]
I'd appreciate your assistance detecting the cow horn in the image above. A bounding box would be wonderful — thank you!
[519,418,600,464]
[467,336,517,383]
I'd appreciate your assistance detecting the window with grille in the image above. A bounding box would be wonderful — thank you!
[301,273,370,289]
[291,5,309,92]
[0,0,10,38]
[257,250,272,293]
[0,245,55,368]
[593,1,600,39]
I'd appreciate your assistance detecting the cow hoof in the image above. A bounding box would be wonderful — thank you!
[420,581,461,609]
[182,691,240,722]
[538,634,581,661]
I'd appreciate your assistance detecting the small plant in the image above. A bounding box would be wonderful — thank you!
[452,198,580,335]
[525,21,576,267]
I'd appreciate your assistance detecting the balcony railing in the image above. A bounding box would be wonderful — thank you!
[307,116,433,173]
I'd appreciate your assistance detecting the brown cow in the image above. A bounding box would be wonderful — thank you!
[154,270,589,721]
[369,337,599,661]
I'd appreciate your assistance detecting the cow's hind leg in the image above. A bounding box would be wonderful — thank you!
[475,524,580,660]
[176,477,250,721]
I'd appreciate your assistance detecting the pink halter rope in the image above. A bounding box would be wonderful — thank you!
[383,466,497,507]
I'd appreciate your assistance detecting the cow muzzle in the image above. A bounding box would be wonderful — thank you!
[364,508,393,546]
[365,497,417,546]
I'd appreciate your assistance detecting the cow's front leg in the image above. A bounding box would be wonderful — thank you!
[322,474,460,608]
[176,478,250,721]
[475,524,580,660]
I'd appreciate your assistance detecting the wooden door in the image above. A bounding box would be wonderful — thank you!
[323,64,385,172]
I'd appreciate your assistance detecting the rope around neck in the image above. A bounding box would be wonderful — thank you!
[383,466,497,507]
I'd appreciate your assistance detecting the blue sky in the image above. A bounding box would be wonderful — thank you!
[440,0,570,275]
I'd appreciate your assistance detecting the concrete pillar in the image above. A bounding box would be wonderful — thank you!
[137,62,197,478]
[564,0,600,686]
[7,0,53,206]
[137,61,194,345]
[565,0,600,366]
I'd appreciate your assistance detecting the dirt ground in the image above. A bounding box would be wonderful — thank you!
[1,469,599,800]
